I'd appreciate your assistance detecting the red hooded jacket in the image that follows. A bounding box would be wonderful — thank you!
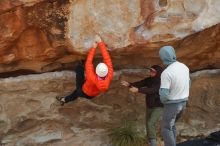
[82,42,113,97]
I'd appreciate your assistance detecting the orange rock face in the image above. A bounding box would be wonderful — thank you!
[0,0,219,75]
[0,0,72,74]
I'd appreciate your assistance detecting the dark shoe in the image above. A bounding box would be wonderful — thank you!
[56,96,65,106]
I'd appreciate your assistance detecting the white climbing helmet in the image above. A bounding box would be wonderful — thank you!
[96,63,108,77]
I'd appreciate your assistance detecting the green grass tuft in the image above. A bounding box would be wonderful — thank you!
[109,120,145,146]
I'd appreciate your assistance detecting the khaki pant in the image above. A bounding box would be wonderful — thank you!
[146,107,163,139]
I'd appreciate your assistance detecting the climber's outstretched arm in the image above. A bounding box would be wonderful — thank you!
[95,35,113,81]
[85,42,97,83]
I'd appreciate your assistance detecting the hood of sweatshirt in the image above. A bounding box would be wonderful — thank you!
[159,46,176,65]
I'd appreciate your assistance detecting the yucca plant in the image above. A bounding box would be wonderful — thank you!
[109,120,145,146]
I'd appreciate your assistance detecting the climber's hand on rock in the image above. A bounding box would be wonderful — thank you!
[93,42,98,48]
[95,34,102,43]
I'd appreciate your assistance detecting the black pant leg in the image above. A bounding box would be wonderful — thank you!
[80,92,93,99]
[64,90,79,103]
[75,64,85,92]
[63,64,89,103]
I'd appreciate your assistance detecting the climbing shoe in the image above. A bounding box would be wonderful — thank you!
[56,96,65,106]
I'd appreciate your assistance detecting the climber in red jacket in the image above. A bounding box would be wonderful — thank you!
[56,35,113,105]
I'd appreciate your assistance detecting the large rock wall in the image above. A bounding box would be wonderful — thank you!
[0,0,219,74]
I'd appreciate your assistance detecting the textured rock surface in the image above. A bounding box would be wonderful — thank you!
[178,70,220,139]
[0,0,219,74]
[68,0,142,49]
[0,70,146,146]
[0,69,219,146]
